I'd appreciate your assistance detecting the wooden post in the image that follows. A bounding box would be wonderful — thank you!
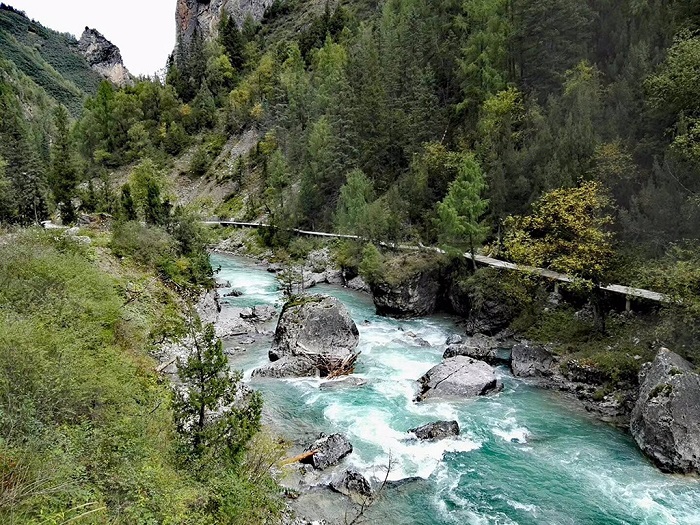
[625,296,631,312]
[554,283,560,295]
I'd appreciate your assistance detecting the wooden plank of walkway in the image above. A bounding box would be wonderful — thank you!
[205,220,670,303]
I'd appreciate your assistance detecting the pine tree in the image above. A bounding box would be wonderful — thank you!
[49,105,79,224]
[437,153,490,269]
[174,317,262,458]
[219,12,245,71]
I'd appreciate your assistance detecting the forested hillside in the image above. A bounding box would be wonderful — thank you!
[2,1,700,521]
[2,0,699,336]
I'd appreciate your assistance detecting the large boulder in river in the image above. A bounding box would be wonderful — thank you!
[253,295,359,378]
[301,433,353,470]
[416,356,502,401]
[408,420,460,441]
[370,253,443,318]
[630,349,700,474]
[443,334,511,365]
[511,343,556,378]
[329,469,372,500]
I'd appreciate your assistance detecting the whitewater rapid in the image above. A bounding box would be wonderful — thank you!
[212,253,700,525]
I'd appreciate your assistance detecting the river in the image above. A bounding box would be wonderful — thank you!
[211,253,700,525]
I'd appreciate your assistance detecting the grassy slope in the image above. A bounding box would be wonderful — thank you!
[0,6,102,115]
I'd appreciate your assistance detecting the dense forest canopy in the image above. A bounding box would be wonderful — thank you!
[2,1,700,522]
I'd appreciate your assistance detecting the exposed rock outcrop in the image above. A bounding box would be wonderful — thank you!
[416,356,502,401]
[408,420,460,441]
[329,470,372,501]
[443,334,511,365]
[253,295,360,378]
[630,349,700,474]
[176,0,275,49]
[371,268,441,318]
[78,28,131,86]
[301,433,353,470]
[511,343,556,378]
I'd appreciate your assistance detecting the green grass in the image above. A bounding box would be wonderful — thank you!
[0,229,282,524]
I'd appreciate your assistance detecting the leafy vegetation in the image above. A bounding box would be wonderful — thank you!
[0,230,281,524]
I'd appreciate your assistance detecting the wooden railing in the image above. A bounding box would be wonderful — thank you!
[205,220,669,306]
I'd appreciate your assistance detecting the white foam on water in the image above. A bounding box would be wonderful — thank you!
[323,402,480,481]
[491,417,530,444]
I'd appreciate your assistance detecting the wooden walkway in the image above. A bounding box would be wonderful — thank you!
[204,220,669,304]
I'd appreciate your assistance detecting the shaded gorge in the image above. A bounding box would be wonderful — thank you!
[212,253,700,525]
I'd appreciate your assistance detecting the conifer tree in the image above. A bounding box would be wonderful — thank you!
[49,105,79,224]
[437,153,490,269]
[174,317,262,458]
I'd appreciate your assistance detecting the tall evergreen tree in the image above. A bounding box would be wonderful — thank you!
[49,105,79,224]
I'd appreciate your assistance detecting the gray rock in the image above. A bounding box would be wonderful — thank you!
[216,306,255,338]
[319,376,368,390]
[443,334,510,365]
[216,280,231,288]
[301,433,353,470]
[224,288,243,297]
[417,356,502,401]
[329,469,372,500]
[446,334,464,345]
[196,289,221,324]
[252,356,317,378]
[254,295,359,378]
[78,27,131,86]
[252,305,277,322]
[346,276,370,293]
[511,343,556,378]
[176,0,275,53]
[630,349,700,474]
[408,420,460,441]
[371,268,441,318]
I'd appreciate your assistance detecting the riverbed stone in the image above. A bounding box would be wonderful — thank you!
[511,343,556,378]
[416,356,501,401]
[443,334,509,365]
[319,376,368,390]
[329,469,372,500]
[408,420,460,440]
[302,433,353,470]
[630,348,700,474]
[254,295,359,378]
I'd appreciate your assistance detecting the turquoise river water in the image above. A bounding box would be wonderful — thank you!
[211,253,700,525]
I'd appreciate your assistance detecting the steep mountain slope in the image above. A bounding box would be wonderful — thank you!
[0,4,103,114]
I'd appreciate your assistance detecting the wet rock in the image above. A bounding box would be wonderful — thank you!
[319,376,368,390]
[252,356,317,378]
[224,288,243,297]
[446,334,464,345]
[216,280,231,288]
[417,356,502,401]
[511,343,556,378]
[253,295,359,378]
[329,469,372,500]
[443,333,510,365]
[408,420,460,441]
[630,349,700,474]
[301,433,353,470]
[267,262,284,273]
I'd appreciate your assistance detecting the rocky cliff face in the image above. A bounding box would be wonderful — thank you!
[78,28,132,87]
[630,349,700,474]
[176,0,275,47]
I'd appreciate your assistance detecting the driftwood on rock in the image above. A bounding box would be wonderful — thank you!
[280,449,318,466]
